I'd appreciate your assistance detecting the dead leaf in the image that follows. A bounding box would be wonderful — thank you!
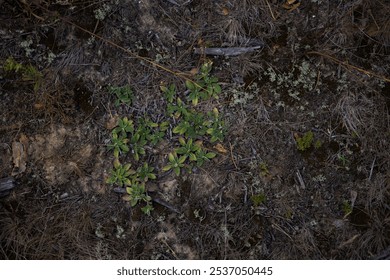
[282,0,300,11]
[122,194,132,201]
[221,7,229,16]
[12,141,27,175]
[189,67,199,76]
[214,143,228,154]
[34,103,45,110]
[105,114,119,130]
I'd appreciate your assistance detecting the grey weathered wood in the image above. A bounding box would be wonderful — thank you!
[194,46,263,56]
[0,177,15,197]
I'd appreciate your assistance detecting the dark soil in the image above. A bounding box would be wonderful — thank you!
[1,0,389,260]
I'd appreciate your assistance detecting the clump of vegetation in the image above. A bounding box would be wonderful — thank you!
[251,193,266,207]
[109,85,133,106]
[2,56,43,92]
[295,131,320,151]
[106,61,225,214]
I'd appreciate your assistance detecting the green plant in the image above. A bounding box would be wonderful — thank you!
[108,132,129,158]
[3,57,23,72]
[193,148,216,167]
[259,162,270,177]
[295,131,314,151]
[185,61,221,105]
[123,183,154,215]
[342,200,353,216]
[3,56,43,92]
[137,162,156,182]
[175,137,200,161]
[162,152,186,175]
[109,85,133,106]
[112,117,134,137]
[338,154,350,168]
[167,97,189,119]
[251,193,266,207]
[106,62,226,215]
[22,64,43,92]
[161,84,176,103]
[106,160,135,187]
[129,130,147,161]
[206,108,226,142]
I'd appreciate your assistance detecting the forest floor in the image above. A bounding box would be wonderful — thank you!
[0,0,389,259]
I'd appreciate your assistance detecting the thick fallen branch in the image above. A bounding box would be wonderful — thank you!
[194,46,263,56]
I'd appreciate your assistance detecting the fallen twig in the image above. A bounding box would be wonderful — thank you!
[194,46,263,56]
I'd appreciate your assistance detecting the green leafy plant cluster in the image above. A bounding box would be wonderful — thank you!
[106,159,155,215]
[2,56,43,92]
[251,193,266,207]
[109,85,133,106]
[184,61,221,106]
[295,131,321,152]
[106,62,225,214]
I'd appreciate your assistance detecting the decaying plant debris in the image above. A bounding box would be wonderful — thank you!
[0,0,389,260]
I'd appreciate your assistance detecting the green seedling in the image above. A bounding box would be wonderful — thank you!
[184,111,208,138]
[129,131,147,161]
[173,119,191,136]
[112,117,134,137]
[199,61,221,99]
[124,183,154,215]
[108,132,129,158]
[3,57,43,92]
[251,193,266,207]
[175,137,200,161]
[185,61,221,105]
[295,131,314,151]
[106,160,135,187]
[3,57,23,72]
[109,85,133,106]
[186,80,205,106]
[137,162,156,182]
[162,152,186,176]
[193,148,216,167]
[161,84,176,103]
[342,200,353,216]
[22,64,43,92]
[167,97,188,118]
[206,108,225,142]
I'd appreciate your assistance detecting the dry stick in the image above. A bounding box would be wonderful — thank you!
[265,0,276,20]
[307,51,390,83]
[229,142,238,170]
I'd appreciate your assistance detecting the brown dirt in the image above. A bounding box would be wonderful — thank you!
[1,0,389,259]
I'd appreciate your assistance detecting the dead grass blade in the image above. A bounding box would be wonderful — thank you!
[307,51,390,83]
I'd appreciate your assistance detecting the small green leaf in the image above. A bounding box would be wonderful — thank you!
[185,80,195,90]
[114,149,119,158]
[172,126,181,134]
[162,165,172,171]
[124,178,131,186]
[178,156,187,164]
[189,153,197,161]
[206,152,216,159]
[178,137,186,146]
[174,167,180,176]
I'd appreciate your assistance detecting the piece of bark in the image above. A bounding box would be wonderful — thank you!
[0,177,16,198]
